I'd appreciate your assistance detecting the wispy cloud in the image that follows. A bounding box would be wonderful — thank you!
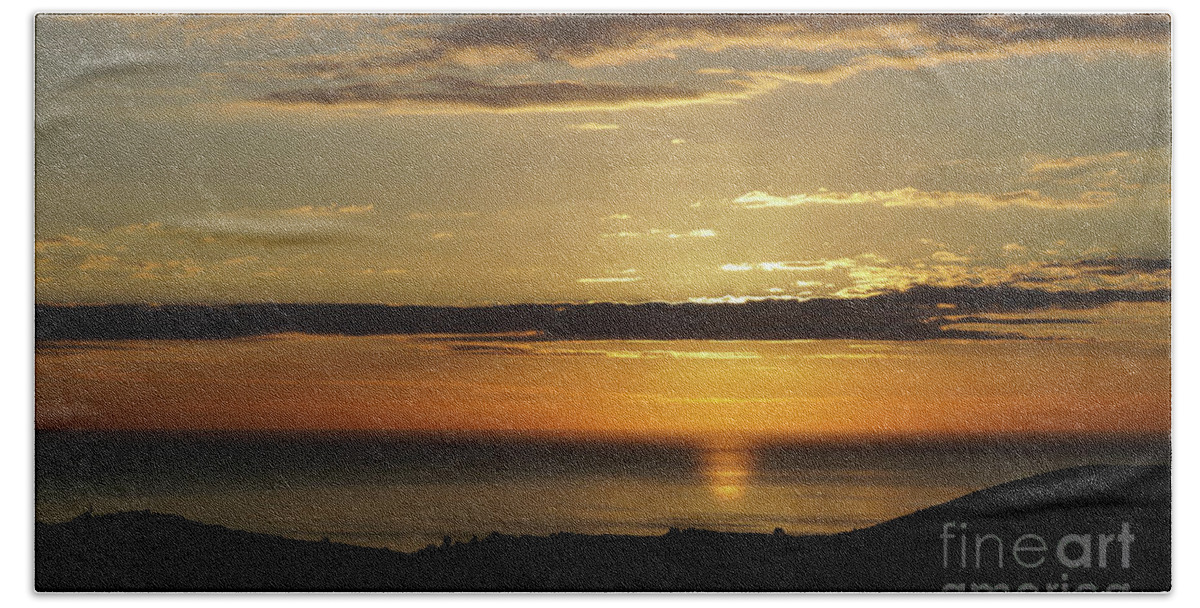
[282,203,375,216]
[602,228,719,239]
[34,205,381,291]
[253,76,750,114]
[721,260,856,272]
[733,187,1117,210]
[222,14,1167,114]
[266,14,1168,74]
[715,254,1170,299]
[1022,148,1168,201]
[577,276,643,284]
[169,213,356,247]
[929,251,971,264]
[77,254,119,272]
[569,122,621,131]
[838,257,1171,297]
[1048,257,1170,275]
[1029,151,1133,174]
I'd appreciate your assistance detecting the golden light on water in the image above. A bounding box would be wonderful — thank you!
[702,448,751,500]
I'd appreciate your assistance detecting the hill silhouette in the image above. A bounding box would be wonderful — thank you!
[36,464,1169,591]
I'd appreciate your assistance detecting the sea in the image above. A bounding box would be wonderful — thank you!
[35,431,1169,551]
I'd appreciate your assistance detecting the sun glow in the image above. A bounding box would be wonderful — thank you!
[702,447,751,500]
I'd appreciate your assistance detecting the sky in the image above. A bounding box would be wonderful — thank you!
[34,300,1170,436]
[34,13,1171,306]
[30,13,1173,440]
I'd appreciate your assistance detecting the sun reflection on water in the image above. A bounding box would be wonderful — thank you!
[701,447,750,500]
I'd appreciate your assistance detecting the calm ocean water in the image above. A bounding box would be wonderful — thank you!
[36,431,1169,551]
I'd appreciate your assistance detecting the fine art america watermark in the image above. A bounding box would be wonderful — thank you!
[939,521,1136,591]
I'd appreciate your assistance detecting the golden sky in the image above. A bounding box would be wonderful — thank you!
[35,302,1171,437]
[35,14,1170,306]
[33,15,1172,438]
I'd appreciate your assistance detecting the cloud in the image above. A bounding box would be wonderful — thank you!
[67,250,206,282]
[721,260,856,272]
[37,208,370,254]
[407,211,479,220]
[131,259,204,280]
[255,76,746,113]
[229,14,1167,115]
[35,233,114,253]
[1029,151,1133,174]
[602,228,719,239]
[403,78,699,110]
[1021,148,1169,202]
[443,343,537,356]
[733,187,1117,210]
[577,277,643,284]
[169,213,356,247]
[569,122,621,131]
[426,14,828,66]
[686,294,809,304]
[1049,257,1170,275]
[77,254,119,272]
[35,283,1168,342]
[716,254,1169,299]
[929,251,971,264]
[274,14,1168,74]
[841,257,1170,298]
[148,203,383,247]
[34,206,382,292]
[282,203,375,216]
[37,14,1169,121]
[746,148,1164,218]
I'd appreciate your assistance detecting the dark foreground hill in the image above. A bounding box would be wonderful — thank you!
[36,465,1169,592]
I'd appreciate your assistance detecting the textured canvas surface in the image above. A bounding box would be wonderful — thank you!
[34,13,1170,592]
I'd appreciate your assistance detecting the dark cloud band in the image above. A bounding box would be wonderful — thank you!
[258,77,706,110]
[247,13,1168,113]
[36,282,1168,342]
